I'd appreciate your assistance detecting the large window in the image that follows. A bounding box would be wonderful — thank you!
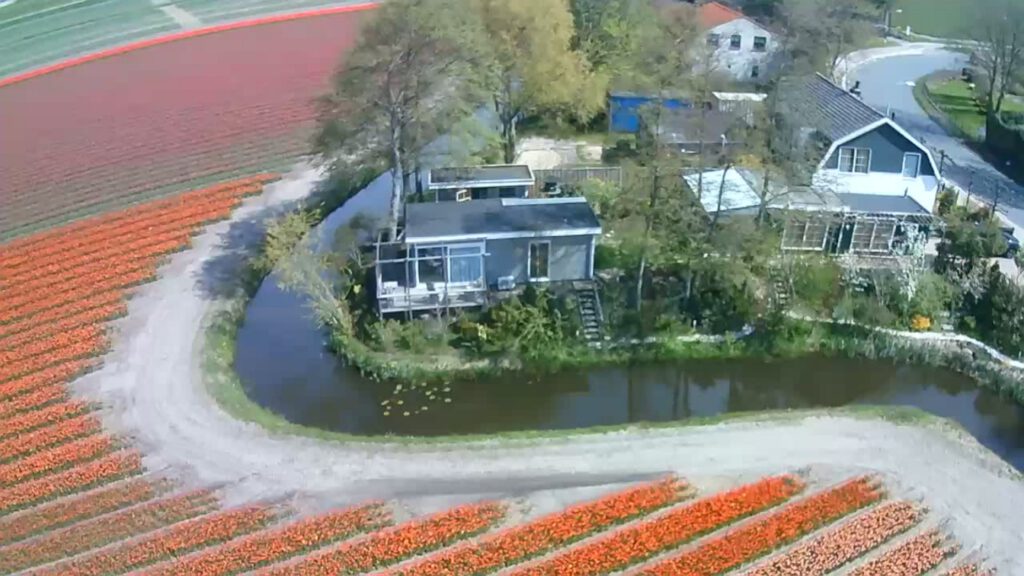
[416,247,445,285]
[837,147,871,174]
[901,152,921,178]
[528,242,550,281]
[416,244,484,287]
[753,36,767,52]
[730,34,742,49]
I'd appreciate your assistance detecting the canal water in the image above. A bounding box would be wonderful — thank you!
[236,269,1024,470]
[236,156,1024,470]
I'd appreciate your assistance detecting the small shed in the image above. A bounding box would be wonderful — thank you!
[683,168,764,217]
[426,165,535,202]
[711,92,767,124]
[608,91,692,133]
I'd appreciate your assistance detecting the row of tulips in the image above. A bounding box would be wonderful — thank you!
[143,503,391,576]
[35,504,277,576]
[0,194,245,291]
[0,488,219,573]
[0,414,102,462]
[745,500,922,576]
[0,333,107,385]
[636,476,884,576]
[0,476,168,546]
[0,451,142,515]
[506,475,805,576]
[0,176,272,267]
[0,383,67,419]
[0,302,126,353]
[2,400,91,440]
[387,477,688,576]
[0,433,115,487]
[1,229,183,296]
[262,502,506,576]
[0,292,122,340]
[0,257,158,324]
[0,323,108,366]
[0,191,241,285]
[848,530,956,576]
[0,359,94,400]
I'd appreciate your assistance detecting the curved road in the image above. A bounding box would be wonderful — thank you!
[851,48,1024,228]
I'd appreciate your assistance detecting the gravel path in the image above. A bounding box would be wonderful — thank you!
[71,164,1024,571]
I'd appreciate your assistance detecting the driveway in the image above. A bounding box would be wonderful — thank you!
[850,48,1024,230]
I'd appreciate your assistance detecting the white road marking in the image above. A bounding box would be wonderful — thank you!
[149,0,202,29]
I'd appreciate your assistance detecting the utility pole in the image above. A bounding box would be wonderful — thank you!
[993,183,1003,219]
[938,150,946,177]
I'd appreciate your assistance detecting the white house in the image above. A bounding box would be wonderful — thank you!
[697,1,777,82]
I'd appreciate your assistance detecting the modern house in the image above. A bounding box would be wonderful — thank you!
[425,165,534,202]
[375,197,602,315]
[783,73,942,215]
[697,1,777,81]
[683,75,942,256]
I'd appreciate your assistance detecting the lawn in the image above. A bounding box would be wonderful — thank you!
[925,76,1024,140]
[890,0,1024,39]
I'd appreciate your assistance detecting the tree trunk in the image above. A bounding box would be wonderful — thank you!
[758,167,771,226]
[388,116,404,241]
[636,164,661,312]
[986,59,1001,111]
[707,164,732,240]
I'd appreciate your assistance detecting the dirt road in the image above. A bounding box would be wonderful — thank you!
[72,164,1024,571]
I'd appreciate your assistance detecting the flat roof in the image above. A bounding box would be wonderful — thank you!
[404,197,601,243]
[683,169,762,214]
[837,193,929,215]
[713,92,768,102]
[427,165,534,189]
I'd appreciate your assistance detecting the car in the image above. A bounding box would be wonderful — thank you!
[1001,226,1020,257]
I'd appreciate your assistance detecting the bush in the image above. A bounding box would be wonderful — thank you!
[365,318,452,355]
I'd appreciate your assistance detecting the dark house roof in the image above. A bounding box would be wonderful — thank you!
[404,198,601,243]
[838,193,929,215]
[427,165,534,189]
[782,73,884,141]
[654,109,742,145]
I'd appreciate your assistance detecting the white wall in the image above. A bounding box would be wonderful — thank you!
[813,170,939,214]
[705,19,775,81]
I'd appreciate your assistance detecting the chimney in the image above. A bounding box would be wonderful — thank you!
[849,80,862,97]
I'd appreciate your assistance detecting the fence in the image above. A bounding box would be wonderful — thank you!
[532,166,623,192]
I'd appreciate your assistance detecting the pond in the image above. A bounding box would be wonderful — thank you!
[236,267,1024,471]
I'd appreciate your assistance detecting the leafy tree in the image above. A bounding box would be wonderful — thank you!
[972,0,1024,113]
[316,0,482,240]
[472,0,604,163]
[972,265,1024,357]
[569,0,661,85]
[782,0,878,75]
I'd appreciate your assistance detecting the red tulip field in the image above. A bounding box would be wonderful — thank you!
[0,5,371,240]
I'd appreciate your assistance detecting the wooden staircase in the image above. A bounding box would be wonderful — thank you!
[574,281,605,343]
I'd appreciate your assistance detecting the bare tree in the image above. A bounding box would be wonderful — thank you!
[316,0,482,240]
[782,0,878,76]
[973,0,1024,114]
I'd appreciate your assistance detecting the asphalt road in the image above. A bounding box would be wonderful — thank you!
[851,49,1024,229]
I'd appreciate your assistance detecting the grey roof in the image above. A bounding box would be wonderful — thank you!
[428,165,533,188]
[404,198,601,242]
[656,110,741,144]
[837,193,928,215]
[782,74,884,141]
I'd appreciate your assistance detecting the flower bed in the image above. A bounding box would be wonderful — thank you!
[0,477,169,546]
[0,451,142,514]
[0,359,95,400]
[144,503,391,576]
[0,434,115,487]
[33,505,277,576]
[1,401,92,440]
[506,475,804,576]
[0,383,68,419]
[386,477,688,576]
[0,414,103,462]
[261,502,506,576]
[745,500,922,576]
[848,530,956,576]
[635,476,883,576]
[0,489,218,573]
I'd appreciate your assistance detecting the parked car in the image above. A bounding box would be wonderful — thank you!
[1001,226,1020,257]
